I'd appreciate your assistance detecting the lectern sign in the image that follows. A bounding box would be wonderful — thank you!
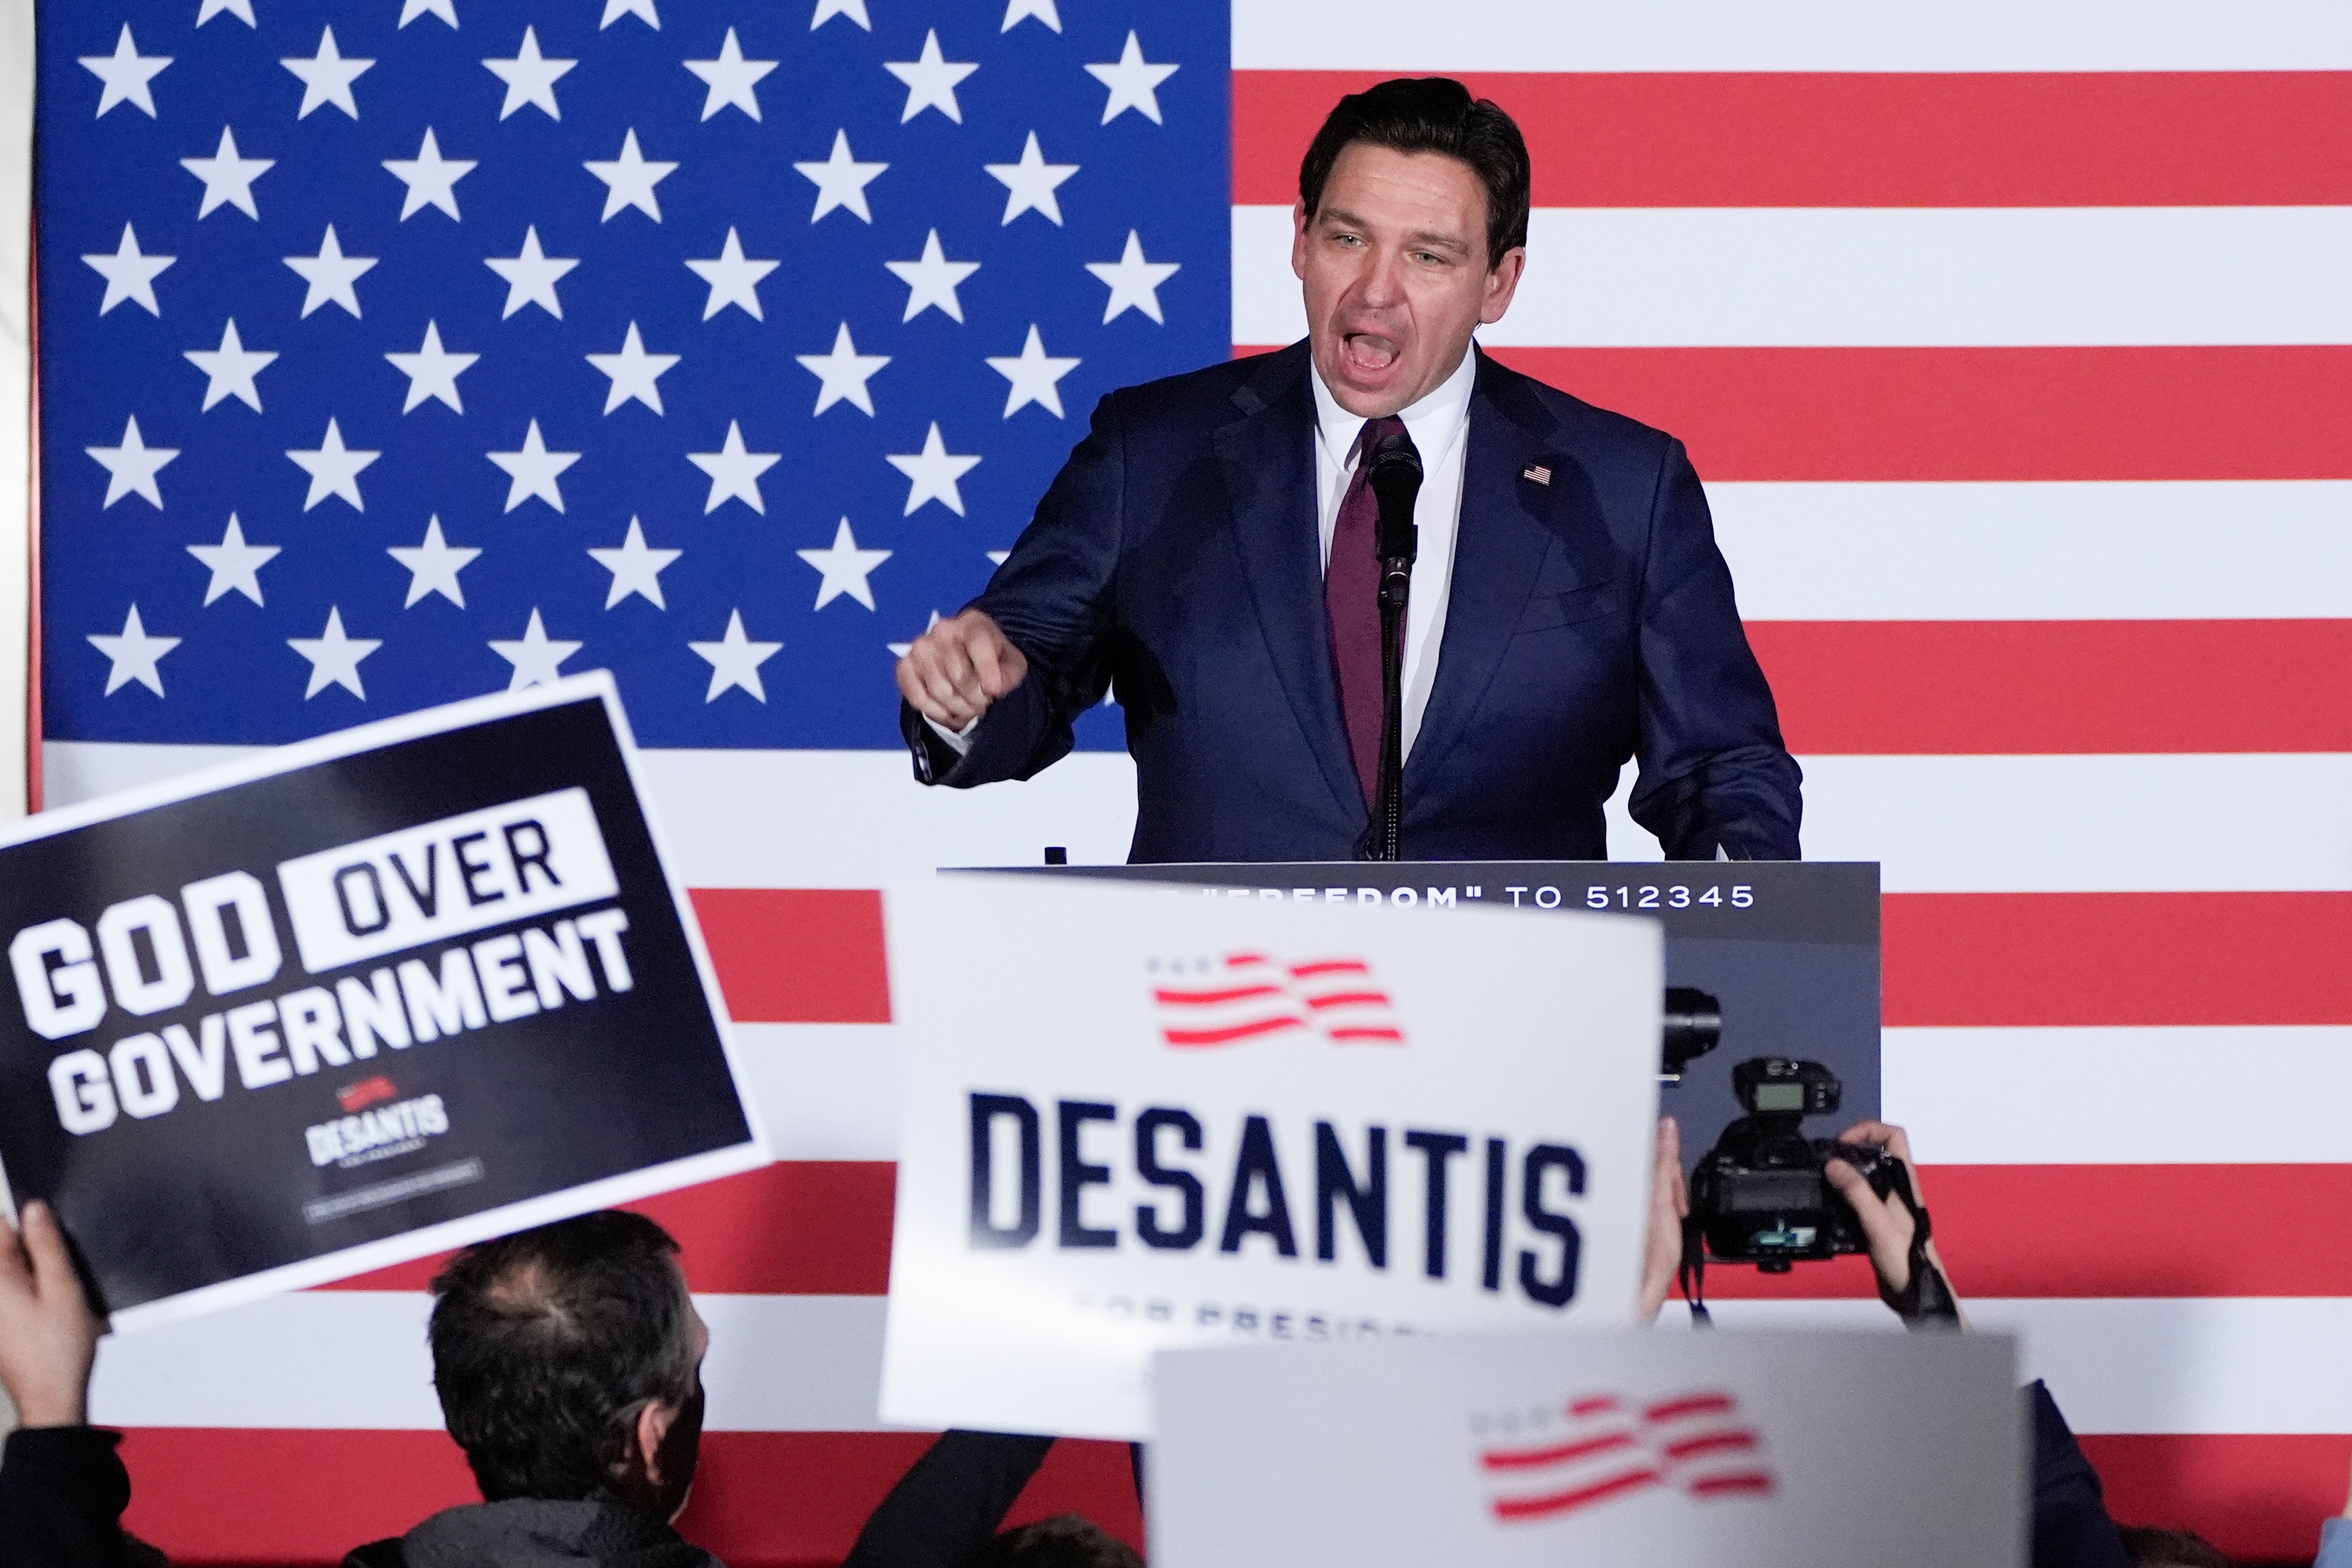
[0,676,765,1331]
[879,877,1662,1440]
[1150,1330,2024,1568]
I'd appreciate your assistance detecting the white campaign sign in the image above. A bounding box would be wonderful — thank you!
[878,875,1662,1440]
[1151,1329,2025,1568]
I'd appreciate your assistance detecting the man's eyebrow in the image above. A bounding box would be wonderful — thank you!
[1314,207,1472,256]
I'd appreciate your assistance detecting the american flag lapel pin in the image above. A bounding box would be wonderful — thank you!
[1522,464,1552,486]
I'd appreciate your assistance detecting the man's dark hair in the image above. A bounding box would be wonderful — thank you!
[979,1514,1143,1568]
[2117,1525,2235,1568]
[427,1210,699,1502]
[1298,77,1531,265]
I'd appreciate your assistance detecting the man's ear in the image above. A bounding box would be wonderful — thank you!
[626,1397,681,1490]
[1290,200,1310,282]
[1479,246,1527,325]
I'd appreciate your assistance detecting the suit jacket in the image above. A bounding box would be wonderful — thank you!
[903,342,1801,863]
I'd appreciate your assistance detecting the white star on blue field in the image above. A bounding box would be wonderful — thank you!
[41,0,1226,747]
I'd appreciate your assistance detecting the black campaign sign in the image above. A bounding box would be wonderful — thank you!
[0,682,759,1327]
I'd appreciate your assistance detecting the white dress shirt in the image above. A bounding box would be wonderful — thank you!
[1309,343,1477,760]
[929,344,1482,759]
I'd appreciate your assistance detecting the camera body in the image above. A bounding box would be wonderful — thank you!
[1687,1058,1907,1273]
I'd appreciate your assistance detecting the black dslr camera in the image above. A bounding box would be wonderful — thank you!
[1686,1057,1908,1274]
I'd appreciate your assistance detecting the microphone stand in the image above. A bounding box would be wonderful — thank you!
[1365,449,1423,862]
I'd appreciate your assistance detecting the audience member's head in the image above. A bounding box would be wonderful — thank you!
[979,1512,1144,1568]
[427,1210,708,1522]
[2118,1524,2235,1567]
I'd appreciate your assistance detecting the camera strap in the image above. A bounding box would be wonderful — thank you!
[1676,1215,1714,1328]
[1879,1180,1963,1330]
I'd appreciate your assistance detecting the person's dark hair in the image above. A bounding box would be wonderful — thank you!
[427,1210,699,1502]
[1298,77,1531,265]
[2118,1525,2236,1568]
[978,1513,1144,1568]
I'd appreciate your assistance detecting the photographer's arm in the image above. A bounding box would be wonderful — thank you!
[1823,1119,1963,1328]
[2314,1453,2352,1568]
[1635,1117,1688,1324]
[0,1202,135,1568]
[1829,1127,2137,1568]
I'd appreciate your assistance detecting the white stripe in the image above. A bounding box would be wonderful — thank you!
[1663,1297,2352,1436]
[40,740,263,810]
[1797,754,2352,893]
[737,1022,899,1162]
[1235,206,2352,347]
[94,1288,2352,1436]
[726,1021,2352,1170]
[1606,753,2352,892]
[1712,482,2352,622]
[88,1291,898,1432]
[738,1021,2352,1171]
[40,742,1144,890]
[1885,1025,2352,1164]
[51,743,2352,896]
[1232,0,2352,71]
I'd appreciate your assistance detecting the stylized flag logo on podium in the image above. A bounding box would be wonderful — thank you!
[1150,951,1403,1048]
[1478,1390,1776,1523]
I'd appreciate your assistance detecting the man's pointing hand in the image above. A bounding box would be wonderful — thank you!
[896,609,1029,732]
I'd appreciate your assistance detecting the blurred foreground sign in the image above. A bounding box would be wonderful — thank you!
[879,878,1661,1439]
[1151,1329,2024,1568]
[0,675,764,1331]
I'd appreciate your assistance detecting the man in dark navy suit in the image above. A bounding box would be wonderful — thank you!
[896,78,1801,863]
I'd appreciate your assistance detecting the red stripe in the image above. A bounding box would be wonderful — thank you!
[1645,1393,1737,1423]
[692,887,2352,1033]
[1225,346,2352,483]
[2082,1433,2352,1563]
[108,1427,2349,1566]
[1663,1430,1760,1461]
[1154,983,1285,1005]
[1163,1014,1306,1046]
[318,1159,2352,1302]
[1886,892,2352,1028]
[691,888,891,1025]
[1481,1431,1636,1471]
[1686,1471,1777,1499]
[1305,990,1391,1009]
[1491,1466,1664,1520]
[1751,620,2352,756]
[1325,1026,1405,1043]
[1691,1165,2352,1301]
[116,1428,1144,1567]
[317,1160,898,1295]
[1569,1395,1621,1418]
[1287,959,1371,978]
[1235,72,2352,208]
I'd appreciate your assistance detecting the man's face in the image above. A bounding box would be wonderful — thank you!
[1291,142,1527,418]
[655,1288,711,1523]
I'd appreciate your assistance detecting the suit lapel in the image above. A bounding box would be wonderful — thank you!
[1214,345,1365,821]
[1406,351,1559,793]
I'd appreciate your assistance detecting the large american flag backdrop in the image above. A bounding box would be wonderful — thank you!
[24,0,2352,1561]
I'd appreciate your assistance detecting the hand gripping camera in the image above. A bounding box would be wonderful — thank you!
[1686,1058,1909,1273]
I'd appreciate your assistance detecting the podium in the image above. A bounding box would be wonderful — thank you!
[967,861,1880,1168]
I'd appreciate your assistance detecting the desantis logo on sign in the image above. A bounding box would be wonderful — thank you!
[1150,953,1404,1047]
[1476,1389,1776,1523]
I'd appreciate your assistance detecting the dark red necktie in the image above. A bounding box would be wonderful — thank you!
[1326,415,1407,804]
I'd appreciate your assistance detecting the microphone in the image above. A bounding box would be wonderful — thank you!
[1359,425,1422,862]
[1366,437,1424,607]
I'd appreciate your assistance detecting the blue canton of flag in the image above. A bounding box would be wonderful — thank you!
[39,0,1231,748]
